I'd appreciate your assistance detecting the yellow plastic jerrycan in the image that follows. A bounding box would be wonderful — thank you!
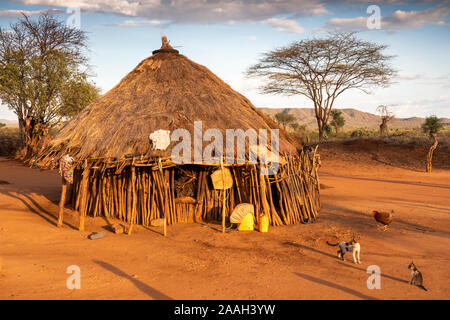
[258,214,269,233]
[238,213,254,231]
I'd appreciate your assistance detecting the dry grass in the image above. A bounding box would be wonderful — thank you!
[39,44,297,164]
[318,137,450,171]
[292,127,450,147]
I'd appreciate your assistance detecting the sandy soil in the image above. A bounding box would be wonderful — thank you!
[0,140,449,300]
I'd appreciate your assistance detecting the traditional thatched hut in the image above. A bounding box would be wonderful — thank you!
[37,37,320,234]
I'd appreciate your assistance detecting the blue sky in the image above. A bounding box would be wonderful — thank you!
[0,0,449,121]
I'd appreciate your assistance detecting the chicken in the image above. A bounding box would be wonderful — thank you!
[372,210,394,231]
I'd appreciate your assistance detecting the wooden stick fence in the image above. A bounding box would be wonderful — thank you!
[60,151,320,230]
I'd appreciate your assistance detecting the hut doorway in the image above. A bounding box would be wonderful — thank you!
[173,165,199,223]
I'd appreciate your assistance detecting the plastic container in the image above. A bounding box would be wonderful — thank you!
[238,213,254,231]
[258,214,269,233]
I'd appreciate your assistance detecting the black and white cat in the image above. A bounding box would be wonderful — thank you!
[408,261,427,291]
[327,239,361,264]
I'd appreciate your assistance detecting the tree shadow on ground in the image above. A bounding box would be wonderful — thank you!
[93,259,173,300]
[322,202,449,238]
[369,152,424,173]
[322,172,450,189]
[293,272,379,300]
[283,241,336,259]
[336,261,409,285]
[0,188,77,230]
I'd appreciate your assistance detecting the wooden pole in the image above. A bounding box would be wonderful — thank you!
[78,163,89,231]
[57,176,67,227]
[158,159,167,237]
[221,162,226,234]
[127,166,137,235]
[258,165,271,219]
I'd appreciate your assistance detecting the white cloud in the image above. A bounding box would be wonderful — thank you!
[384,5,450,29]
[16,0,146,17]
[266,18,305,33]
[319,5,450,32]
[113,19,168,28]
[0,8,64,17]
[392,73,450,90]
[395,73,426,81]
[392,97,450,118]
[13,0,328,24]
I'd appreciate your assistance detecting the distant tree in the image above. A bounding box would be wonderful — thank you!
[0,13,97,159]
[0,122,5,129]
[422,116,443,173]
[274,112,296,130]
[290,122,306,132]
[324,123,332,138]
[247,32,396,141]
[376,105,394,136]
[330,109,345,135]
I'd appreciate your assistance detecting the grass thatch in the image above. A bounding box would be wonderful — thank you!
[38,39,297,165]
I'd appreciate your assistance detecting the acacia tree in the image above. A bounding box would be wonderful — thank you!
[0,13,98,158]
[376,105,394,136]
[247,32,396,141]
[274,111,296,130]
[330,109,345,135]
[422,116,443,173]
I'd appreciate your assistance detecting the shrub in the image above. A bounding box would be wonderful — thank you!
[0,127,21,156]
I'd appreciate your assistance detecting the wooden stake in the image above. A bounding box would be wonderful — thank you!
[78,164,89,231]
[158,159,167,237]
[221,162,226,234]
[127,166,137,235]
[57,176,67,227]
[258,166,271,219]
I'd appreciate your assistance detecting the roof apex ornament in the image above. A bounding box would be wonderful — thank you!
[152,35,179,55]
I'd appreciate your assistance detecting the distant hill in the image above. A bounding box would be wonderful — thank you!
[2,111,450,131]
[0,119,18,127]
[259,108,450,130]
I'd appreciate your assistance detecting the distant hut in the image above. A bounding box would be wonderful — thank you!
[37,37,320,233]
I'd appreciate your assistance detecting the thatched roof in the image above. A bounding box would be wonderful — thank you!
[40,37,297,165]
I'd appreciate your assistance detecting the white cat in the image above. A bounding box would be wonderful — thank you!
[327,239,361,264]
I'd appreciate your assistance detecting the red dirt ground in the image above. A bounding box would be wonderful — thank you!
[0,139,449,300]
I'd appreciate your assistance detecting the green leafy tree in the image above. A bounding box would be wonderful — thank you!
[60,76,100,119]
[0,13,97,158]
[247,32,396,141]
[0,122,5,129]
[324,123,332,139]
[330,109,345,135]
[274,112,296,130]
[422,116,443,173]
[290,122,306,132]
[422,115,443,138]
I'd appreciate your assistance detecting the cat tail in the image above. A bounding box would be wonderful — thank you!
[419,285,428,292]
[326,241,339,246]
